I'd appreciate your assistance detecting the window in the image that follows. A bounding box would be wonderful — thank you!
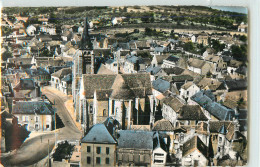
[87,156,91,164]
[96,157,101,164]
[52,78,54,81]
[106,147,109,154]
[35,116,39,122]
[23,116,29,122]
[90,105,93,114]
[35,124,39,130]
[87,146,91,152]
[103,109,107,117]
[106,158,109,164]
[96,147,101,154]
[219,136,222,143]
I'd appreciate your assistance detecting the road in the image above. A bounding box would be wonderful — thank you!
[1,87,82,167]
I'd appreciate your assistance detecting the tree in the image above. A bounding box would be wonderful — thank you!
[183,41,194,52]
[239,35,247,42]
[52,141,74,161]
[2,49,12,61]
[231,44,247,61]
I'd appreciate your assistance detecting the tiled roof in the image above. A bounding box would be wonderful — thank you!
[153,119,174,131]
[82,73,152,99]
[52,68,72,79]
[182,136,208,158]
[178,105,208,121]
[162,96,184,112]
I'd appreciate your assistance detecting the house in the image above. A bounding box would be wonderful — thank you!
[81,123,117,167]
[12,101,54,131]
[123,55,146,73]
[26,25,37,36]
[151,54,169,67]
[79,73,153,131]
[208,121,244,160]
[177,105,209,126]
[104,59,118,73]
[204,55,227,72]
[51,68,72,90]
[161,96,184,126]
[202,48,215,60]
[187,58,214,75]
[227,59,243,75]
[224,79,247,92]
[152,119,175,154]
[152,132,168,166]
[179,82,200,103]
[24,67,51,86]
[196,34,209,45]
[191,90,235,121]
[12,78,41,99]
[61,74,72,95]
[182,136,209,166]
[152,78,171,96]
[238,22,248,33]
[161,55,180,68]
[156,67,185,78]
[116,130,166,166]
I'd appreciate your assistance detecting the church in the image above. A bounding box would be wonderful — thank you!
[78,73,154,132]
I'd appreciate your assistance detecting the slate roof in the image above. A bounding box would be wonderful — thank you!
[146,66,161,75]
[81,124,117,144]
[153,119,174,131]
[182,136,208,158]
[125,55,144,64]
[13,101,54,115]
[161,67,185,75]
[191,90,235,121]
[52,68,72,79]
[225,79,247,91]
[163,75,194,83]
[13,78,36,90]
[152,78,170,93]
[24,67,50,77]
[61,74,72,83]
[117,130,154,150]
[105,59,115,64]
[82,73,152,99]
[162,96,184,112]
[235,66,247,75]
[178,105,208,121]
[164,55,179,63]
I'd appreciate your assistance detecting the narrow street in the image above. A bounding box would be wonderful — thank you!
[1,87,82,166]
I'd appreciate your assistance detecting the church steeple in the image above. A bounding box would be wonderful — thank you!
[80,17,93,50]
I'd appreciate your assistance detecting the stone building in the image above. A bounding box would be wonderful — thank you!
[79,73,153,131]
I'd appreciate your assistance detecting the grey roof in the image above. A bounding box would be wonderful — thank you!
[191,90,235,121]
[152,79,170,93]
[165,55,179,63]
[117,130,154,150]
[61,74,72,83]
[13,78,36,90]
[125,55,144,64]
[52,68,72,79]
[105,59,115,64]
[13,101,54,115]
[146,66,161,75]
[81,124,117,144]
[235,66,247,75]
[225,79,247,91]
[161,67,184,75]
[24,67,50,77]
